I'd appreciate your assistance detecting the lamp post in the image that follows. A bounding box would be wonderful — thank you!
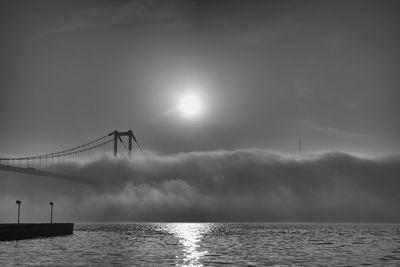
[16,200,21,224]
[49,202,54,223]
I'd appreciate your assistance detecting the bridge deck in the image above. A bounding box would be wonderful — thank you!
[0,164,95,185]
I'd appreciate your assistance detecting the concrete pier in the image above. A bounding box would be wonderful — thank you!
[0,223,74,241]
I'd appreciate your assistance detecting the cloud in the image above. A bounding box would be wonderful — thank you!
[0,149,399,222]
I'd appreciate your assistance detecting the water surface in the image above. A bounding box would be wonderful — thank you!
[1,223,399,266]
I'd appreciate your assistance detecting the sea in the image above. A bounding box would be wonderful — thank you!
[0,223,399,266]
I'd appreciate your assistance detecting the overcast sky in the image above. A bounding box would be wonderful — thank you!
[1,1,400,222]
[1,0,399,157]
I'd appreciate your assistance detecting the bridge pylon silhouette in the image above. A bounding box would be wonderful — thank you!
[108,130,143,156]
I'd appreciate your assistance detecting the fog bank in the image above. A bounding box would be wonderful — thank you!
[1,149,399,222]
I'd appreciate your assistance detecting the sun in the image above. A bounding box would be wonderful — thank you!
[178,93,202,118]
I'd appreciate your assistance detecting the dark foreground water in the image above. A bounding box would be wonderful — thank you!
[1,223,400,266]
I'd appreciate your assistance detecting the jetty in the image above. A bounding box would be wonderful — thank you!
[0,223,74,241]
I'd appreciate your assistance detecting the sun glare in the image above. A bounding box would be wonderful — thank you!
[178,93,202,118]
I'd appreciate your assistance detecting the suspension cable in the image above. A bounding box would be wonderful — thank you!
[0,134,112,161]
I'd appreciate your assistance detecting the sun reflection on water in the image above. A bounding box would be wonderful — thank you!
[161,223,213,267]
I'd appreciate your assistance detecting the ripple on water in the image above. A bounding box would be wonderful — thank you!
[0,223,399,266]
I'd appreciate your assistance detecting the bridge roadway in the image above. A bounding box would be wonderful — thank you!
[0,164,95,185]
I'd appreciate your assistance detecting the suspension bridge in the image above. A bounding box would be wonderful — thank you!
[0,130,143,185]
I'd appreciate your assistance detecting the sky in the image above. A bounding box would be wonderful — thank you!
[0,0,399,156]
[0,0,400,222]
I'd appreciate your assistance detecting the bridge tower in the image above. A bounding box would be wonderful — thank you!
[108,130,139,156]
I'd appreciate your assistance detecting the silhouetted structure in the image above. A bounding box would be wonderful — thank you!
[0,223,74,241]
[108,130,142,156]
[299,137,302,155]
[16,200,21,224]
[0,129,143,183]
[49,202,54,223]
[0,165,94,184]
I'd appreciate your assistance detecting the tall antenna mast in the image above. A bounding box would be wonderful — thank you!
[299,137,302,155]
